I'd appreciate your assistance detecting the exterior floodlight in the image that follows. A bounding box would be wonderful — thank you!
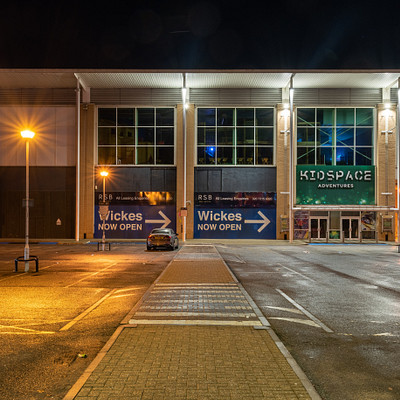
[21,130,35,139]
[100,170,109,177]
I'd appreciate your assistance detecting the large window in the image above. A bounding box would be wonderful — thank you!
[97,107,175,165]
[196,107,274,166]
[297,108,374,166]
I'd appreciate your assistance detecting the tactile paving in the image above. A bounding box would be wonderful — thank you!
[129,247,261,326]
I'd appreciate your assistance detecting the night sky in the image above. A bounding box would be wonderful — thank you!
[1,0,400,70]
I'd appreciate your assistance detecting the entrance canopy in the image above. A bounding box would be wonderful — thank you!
[0,69,399,90]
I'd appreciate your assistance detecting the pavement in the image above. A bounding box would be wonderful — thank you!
[61,243,321,400]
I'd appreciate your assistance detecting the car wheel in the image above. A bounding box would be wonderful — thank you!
[147,245,152,251]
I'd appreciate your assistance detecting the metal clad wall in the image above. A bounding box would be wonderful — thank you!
[95,167,176,192]
[92,88,383,107]
[350,89,382,105]
[318,89,351,104]
[0,106,76,166]
[91,89,121,103]
[0,89,75,105]
[390,87,398,103]
[0,166,75,238]
[0,89,22,104]
[191,89,219,105]
[208,170,223,191]
[250,89,281,104]
[92,88,181,105]
[195,167,276,192]
[191,88,281,106]
[295,88,382,106]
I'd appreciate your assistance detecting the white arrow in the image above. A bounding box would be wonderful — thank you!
[145,211,171,229]
[244,211,270,233]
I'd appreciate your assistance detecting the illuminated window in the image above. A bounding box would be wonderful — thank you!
[296,108,374,166]
[196,107,274,166]
[97,107,175,165]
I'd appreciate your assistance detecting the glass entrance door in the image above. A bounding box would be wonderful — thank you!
[310,218,328,240]
[342,218,359,240]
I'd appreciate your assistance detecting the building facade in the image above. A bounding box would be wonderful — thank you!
[0,70,399,242]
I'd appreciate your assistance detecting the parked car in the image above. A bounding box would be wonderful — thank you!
[146,228,179,251]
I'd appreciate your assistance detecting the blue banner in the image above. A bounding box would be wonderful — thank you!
[194,192,276,239]
[194,208,276,239]
[94,205,176,239]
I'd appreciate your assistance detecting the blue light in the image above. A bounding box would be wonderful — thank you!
[206,146,215,157]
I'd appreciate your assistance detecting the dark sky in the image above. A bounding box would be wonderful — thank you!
[0,0,399,70]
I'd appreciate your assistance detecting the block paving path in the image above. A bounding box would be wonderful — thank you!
[64,245,320,400]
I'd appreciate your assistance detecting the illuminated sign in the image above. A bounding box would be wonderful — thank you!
[94,192,176,239]
[194,192,276,239]
[296,166,375,205]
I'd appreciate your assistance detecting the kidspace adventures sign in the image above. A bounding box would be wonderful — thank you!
[296,165,375,205]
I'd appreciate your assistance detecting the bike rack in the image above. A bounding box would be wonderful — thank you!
[14,256,39,272]
[97,242,111,251]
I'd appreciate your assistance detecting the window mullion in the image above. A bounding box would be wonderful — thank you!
[314,108,317,165]
[333,108,336,166]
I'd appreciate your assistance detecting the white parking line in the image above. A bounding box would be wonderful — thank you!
[60,289,117,331]
[64,262,117,288]
[276,289,333,333]
[128,319,261,326]
[0,324,55,335]
[277,263,315,282]
[268,317,321,328]
[0,263,59,283]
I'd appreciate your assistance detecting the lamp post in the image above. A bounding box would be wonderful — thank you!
[21,130,35,271]
[100,170,109,251]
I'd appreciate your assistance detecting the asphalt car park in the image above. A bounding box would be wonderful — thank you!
[0,242,175,400]
[0,241,399,399]
[217,242,400,400]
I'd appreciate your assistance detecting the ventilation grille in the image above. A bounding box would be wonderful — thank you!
[0,89,76,105]
[390,87,398,103]
[191,88,281,106]
[91,88,181,105]
[295,88,382,106]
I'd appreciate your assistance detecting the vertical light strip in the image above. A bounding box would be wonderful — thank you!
[182,73,187,242]
[397,81,400,240]
[289,75,294,243]
[75,77,81,241]
[385,105,390,210]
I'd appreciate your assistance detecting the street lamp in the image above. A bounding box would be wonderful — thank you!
[21,130,35,271]
[100,170,109,251]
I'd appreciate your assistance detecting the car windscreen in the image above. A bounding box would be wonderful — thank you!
[151,229,170,234]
